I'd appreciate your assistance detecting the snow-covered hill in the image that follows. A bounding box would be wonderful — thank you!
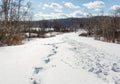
[0,32,120,84]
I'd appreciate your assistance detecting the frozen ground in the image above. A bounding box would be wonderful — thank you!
[0,32,120,84]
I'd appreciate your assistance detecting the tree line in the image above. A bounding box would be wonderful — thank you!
[24,19,80,39]
[83,15,120,43]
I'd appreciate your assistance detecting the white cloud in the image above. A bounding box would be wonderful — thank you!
[34,10,88,20]
[42,3,63,12]
[70,10,87,17]
[64,2,80,9]
[43,4,49,8]
[34,12,69,20]
[21,7,28,11]
[51,3,63,12]
[110,5,120,11]
[83,1,104,10]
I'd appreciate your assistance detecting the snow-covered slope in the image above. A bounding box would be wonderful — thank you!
[0,32,120,84]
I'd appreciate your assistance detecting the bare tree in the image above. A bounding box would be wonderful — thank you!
[0,0,32,46]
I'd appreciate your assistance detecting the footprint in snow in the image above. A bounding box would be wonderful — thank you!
[47,54,54,57]
[33,79,41,84]
[34,67,43,74]
[44,58,50,64]
[115,79,120,84]
[112,63,120,72]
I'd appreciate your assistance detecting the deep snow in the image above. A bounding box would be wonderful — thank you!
[0,32,120,84]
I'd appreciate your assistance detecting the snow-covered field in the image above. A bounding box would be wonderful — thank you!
[0,32,120,84]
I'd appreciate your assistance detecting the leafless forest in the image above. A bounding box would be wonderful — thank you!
[0,0,120,46]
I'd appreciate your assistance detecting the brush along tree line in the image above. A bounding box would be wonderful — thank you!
[0,0,32,46]
[83,11,120,43]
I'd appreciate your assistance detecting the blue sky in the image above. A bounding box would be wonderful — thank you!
[30,0,120,20]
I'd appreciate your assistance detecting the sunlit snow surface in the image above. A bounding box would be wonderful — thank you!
[0,32,120,84]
